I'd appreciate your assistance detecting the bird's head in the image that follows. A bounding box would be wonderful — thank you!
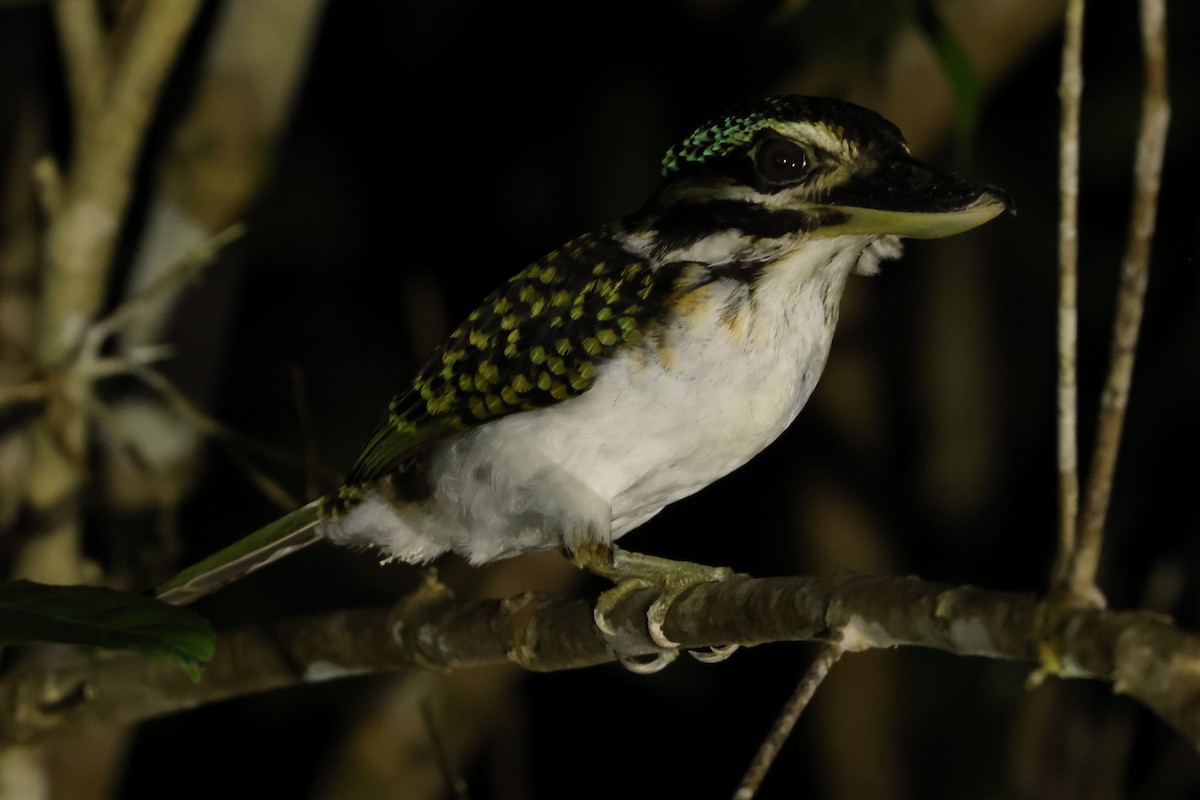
[630,95,1010,266]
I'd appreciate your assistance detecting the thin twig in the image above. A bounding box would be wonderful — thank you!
[1050,0,1085,591]
[39,221,296,512]
[84,347,176,378]
[88,223,246,346]
[1072,0,1169,601]
[734,637,845,799]
[84,390,178,507]
[125,363,299,511]
[31,155,64,218]
[0,382,48,408]
[123,357,334,485]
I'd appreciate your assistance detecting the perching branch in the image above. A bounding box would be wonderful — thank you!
[1,571,1197,749]
[1072,0,1169,601]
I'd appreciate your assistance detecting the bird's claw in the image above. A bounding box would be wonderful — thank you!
[592,576,652,637]
[646,584,686,648]
[647,581,739,661]
[689,643,740,663]
[592,579,680,673]
[617,648,679,674]
[586,555,737,672]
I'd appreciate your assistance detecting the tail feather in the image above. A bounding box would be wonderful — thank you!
[156,499,325,605]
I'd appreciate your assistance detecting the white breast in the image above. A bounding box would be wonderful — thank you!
[328,235,881,565]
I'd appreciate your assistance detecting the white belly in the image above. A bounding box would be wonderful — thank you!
[328,236,875,565]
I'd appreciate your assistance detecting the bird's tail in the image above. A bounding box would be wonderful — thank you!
[155,498,325,605]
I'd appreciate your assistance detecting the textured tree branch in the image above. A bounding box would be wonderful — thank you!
[0,572,1196,749]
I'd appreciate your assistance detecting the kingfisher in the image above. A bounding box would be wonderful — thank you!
[158,96,1009,667]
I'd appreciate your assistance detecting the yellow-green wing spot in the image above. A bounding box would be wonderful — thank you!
[411,230,665,425]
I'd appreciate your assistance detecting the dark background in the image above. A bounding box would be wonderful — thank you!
[3,1,1199,798]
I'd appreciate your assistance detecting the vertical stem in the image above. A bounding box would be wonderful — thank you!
[1072,0,1169,599]
[52,0,110,142]
[1050,0,1085,589]
[733,638,845,799]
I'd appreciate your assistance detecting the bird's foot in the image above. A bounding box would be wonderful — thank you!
[570,542,740,672]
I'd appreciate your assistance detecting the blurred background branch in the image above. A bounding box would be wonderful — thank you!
[22,0,203,584]
[1,1,324,798]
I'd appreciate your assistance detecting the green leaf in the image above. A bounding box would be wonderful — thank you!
[919,2,981,169]
[0,580,215,679]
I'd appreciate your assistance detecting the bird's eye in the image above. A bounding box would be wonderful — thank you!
[755,138,809,184]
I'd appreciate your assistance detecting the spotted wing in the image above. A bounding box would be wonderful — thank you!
[343,229,668,486]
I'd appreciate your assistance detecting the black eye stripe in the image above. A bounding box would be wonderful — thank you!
[754,137,810,184]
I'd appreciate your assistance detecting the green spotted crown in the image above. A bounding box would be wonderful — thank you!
[661,95,907,177]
